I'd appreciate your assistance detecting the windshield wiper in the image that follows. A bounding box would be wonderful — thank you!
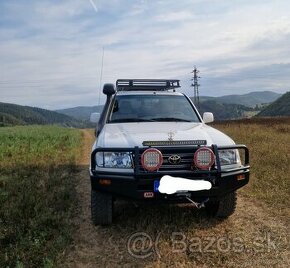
[109,118,155,123]
[151,117,192,122]
[109,118,193,123]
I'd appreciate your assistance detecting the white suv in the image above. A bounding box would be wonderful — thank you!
[90,79,250,225]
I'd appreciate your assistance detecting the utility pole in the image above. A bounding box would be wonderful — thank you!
[191,66,200,109]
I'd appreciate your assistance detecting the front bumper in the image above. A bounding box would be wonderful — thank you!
[90,145,250,202]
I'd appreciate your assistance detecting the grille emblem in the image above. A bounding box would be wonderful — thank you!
[168,155,181,165]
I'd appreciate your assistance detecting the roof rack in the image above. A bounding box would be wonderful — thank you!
[116,79,180,91]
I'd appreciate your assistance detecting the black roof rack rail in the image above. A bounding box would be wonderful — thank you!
[116,79,180,91]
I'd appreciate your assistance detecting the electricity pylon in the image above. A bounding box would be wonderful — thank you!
[191,66,200,109]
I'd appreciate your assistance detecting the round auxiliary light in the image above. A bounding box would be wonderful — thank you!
[194,147,215,170]
[141,148,163,171]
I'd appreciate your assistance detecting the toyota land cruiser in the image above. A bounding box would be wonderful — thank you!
[89,79,250,225]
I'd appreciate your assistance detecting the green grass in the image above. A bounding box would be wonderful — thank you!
[0,126,82,268]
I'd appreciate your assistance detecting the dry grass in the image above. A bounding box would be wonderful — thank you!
[213,117,290,218]
[65,120,290,268]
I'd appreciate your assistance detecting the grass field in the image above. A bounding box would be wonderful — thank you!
[0,126,82,268]
[1,119,289,268]
[213,117,290,217]
[65,118,289,268]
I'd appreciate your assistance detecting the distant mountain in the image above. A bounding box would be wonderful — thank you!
[199,91,281,107]
[257,92,290,116]
[56,105,103,121]
[197,100,254,120]
[0,102,88,127]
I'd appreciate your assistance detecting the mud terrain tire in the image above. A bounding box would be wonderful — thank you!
[205,191,237,218]
[91,190,113,225]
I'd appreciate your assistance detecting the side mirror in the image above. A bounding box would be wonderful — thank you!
[90,112,100,123]
[203,112,214,123]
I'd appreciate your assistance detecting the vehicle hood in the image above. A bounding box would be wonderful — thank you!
[94,122,235,149]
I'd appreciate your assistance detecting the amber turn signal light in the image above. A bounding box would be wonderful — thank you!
[99,179,111,185]
[237,174,245,180]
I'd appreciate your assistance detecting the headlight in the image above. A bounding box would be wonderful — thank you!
[218,149,241,166]
[95,152,133,168]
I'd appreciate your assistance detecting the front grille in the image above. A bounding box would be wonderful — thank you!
[137,148,197,172]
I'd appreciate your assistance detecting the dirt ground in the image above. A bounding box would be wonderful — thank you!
[63,129,289,268]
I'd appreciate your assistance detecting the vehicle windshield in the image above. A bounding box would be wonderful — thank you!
[108,94,200,123]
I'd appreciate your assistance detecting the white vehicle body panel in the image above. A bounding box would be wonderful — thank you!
[93,122,235,150]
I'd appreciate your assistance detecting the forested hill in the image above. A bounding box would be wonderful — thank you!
[207,91,281,107]
[257,92,290,116]
[0,102,88,127]
[56,105,103,121]
[197,100,254,120]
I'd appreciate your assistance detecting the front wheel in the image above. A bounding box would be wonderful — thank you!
[91,189,113,225]
[205,191,237,218]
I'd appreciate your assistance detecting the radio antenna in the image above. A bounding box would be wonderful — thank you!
[98,46,105,105]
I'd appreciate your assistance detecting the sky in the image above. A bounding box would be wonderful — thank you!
[0,0,290,109]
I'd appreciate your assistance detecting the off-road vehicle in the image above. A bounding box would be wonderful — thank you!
[89,79,250,225]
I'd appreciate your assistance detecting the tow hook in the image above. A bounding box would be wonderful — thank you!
[176,192,209,209]
[185,196,209,209]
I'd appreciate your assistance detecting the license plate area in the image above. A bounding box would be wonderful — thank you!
[154,180,160,192]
